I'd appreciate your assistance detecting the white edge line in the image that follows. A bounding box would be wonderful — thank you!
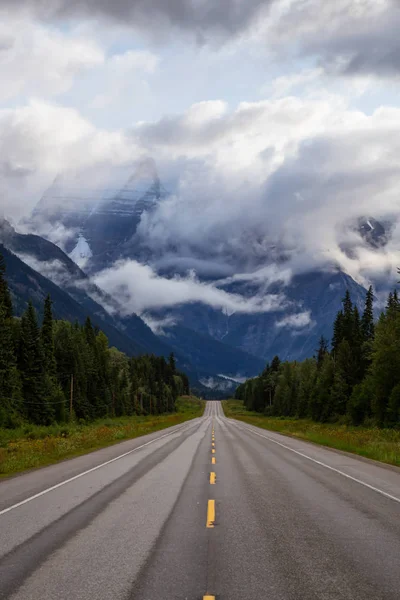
[231,420,400,505]
[0,419,203,517]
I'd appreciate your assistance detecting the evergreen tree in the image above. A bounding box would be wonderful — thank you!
[168,352,176,372]
[360,286,375,379]
[329,340,352,418]
[309,354,334,421]
[41,295,56,375]
[351,305,363,384]
[0,252,13,318]
[316,336,329,370]
[297,359,317,418]
[361,286,374,342]
[0,252,188,428]
[342,290,354,343]
[369,303,400,425]
[386,290,399,319]
[332,311,344,357]
[0,304,22,427]
[18,302,54,424]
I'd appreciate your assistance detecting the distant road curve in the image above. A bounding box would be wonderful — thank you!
[1,401,400,599]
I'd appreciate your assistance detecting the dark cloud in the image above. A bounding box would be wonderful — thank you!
[0,161,34,179]
[313,19,400,77]
[272,0,400,78]
[2,0,272,40]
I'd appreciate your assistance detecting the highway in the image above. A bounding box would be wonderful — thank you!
[1,401,400,599]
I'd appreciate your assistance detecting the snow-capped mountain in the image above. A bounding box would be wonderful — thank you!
[25,158,381,381]
[30,157,167,271]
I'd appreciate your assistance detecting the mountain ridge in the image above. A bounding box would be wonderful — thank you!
[24,160,375,383]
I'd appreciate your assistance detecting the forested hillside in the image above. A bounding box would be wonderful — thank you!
[0,253,189,428]
[236,284,400,427]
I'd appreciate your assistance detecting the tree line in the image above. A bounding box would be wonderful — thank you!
[235,284,400,427]
[0,254,189,428]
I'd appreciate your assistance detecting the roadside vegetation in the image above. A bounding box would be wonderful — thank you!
[0,252,191,430]
[222,399,400,466]
[0,396,204,476]
[0,251,204,476]
[225,283,400,467]
[235,287,400,427]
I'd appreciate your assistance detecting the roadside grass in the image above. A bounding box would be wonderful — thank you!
[222,399,400,468]
[0,396,204,477]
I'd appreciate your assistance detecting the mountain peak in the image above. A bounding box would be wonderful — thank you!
[0,217,16,240]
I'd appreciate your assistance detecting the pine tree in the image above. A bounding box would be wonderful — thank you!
[18,302,54,424]
[332,311,344,357]
[310,353,334,422]
[352,305,363,384]
[361,286,374,342]
[369,303,400,425]
[386,290,399,319]
[270,355,281,373]
[0,252,13,318]
[84,316,96,346]
[316,335,329,370]
[342,290,354,343]
[168,352,176,372]
[297,359,317,418]
[359,286,375,379]
[41,295,66,422]
[0,254,17,403]
[348,378,373,425]
[329,340,352,418]
[0,304,22,427]
[41,295,56,375]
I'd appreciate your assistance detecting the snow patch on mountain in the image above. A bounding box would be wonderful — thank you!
[69,234,93,269]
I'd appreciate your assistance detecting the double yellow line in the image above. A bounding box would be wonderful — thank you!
[207,423,216,528]
[204,422,217,599]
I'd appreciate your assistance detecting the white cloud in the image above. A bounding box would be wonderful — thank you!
[262,0,400,79]
[90,50,159,109]
[131,97,400,287]
[276,311,313,329]
[0,15,104,102]
[92,259,285,316]
[0,100,142,216]
[267,68,324,99]
[15,255,72,287]
[141,314,177,335]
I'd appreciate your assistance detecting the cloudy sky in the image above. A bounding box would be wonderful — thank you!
[1,0,400,301]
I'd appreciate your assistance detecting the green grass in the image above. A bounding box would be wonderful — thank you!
[0,396,204,477]
[222,399,400,467]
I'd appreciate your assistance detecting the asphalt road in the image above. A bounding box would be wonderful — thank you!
[2,401,400,599]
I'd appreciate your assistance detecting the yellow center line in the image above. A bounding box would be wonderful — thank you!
[203,596,215,600]
[212,442,215,447]
[212,448,215,454]
[206,499,215,528]
[210,471,216,484]
[212,457,216,464]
